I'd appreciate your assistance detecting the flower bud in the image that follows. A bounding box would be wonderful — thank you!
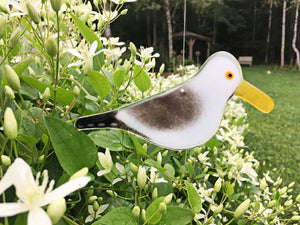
[93,201,99,211]
[1,155,11,166]
[4,107,18,140]
[162,150,168,158]
[88,196,97,204]
[130,162,138,174]
[164,193,172,205]
[0,15,7,39]
[137,166,147,190]
[106,190,118,198]
[204,174,209,182]
[73,86,80,98]
[69,167,88,181]
[50,0,62,12]
[157,152,162,165]
[214,178,222,193]
[83,57,93,75]
[159,202,167,214]
[35,56,41,68]
[129,42,136,58]
[267,200,276,208]
[38,155,45,163]
[279,187,287,195]
[132,206,140,218]
[5,65,20,92]
[9,28,21,49]
[236,158,243,171]
[26,2,40,24]
[260,178,267,191]
[159,63,165,75]
[234,199,250,218]
[120,9,128,15]
[296,194,300,203]
[141,209,146,222]
[87,189,94,198]
[288,182,295,188]
[28,67,36,77]
[45,37,58,57]
[47,198,66,224]
[4,85,15,100]
[291,216,300,221]
[152,187,158,200]
[213,204,223,215]
[42,87,51,102]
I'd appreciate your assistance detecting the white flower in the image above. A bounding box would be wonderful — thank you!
[9,0,41,17]
[85,204,109,223]
[97,148,114,176]
[100,37,125,47]
[68,41,103,68]
[111,0,137,4]
[197,151,211,166]
[0,158,90,225]
[100,10,118,22]
[149,167,167,184]
[137,47,160,59]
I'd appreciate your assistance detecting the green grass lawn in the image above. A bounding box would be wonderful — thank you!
[242,66,300,194]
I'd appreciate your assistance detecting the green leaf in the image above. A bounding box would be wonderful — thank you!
[164,163,175,178]
[13,59,34,75]
[22,107,46,139]
[145,197,165,225]
[113,70,126,87]
[21,75,74,105]
[185,181,202,214]
[159,206,193,225]
[92,207,135,225]
[129,133,146,156]
[87,71,111,100]
[133,65,151,92]
[45,117,97,175]
[88,129,133,151]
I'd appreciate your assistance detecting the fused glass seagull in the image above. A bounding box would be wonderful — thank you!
[75,51,274,150]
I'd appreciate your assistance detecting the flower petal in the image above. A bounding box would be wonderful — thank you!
[68,49,85,60]
[89,41,98,56]
[0,158,34,194]
[0,203,28,217]
[41,176,90,206]
[97,170,110,177]
[68,61,85,68]
[28,208,51,225]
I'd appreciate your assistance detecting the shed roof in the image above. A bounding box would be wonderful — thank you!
[173,31,211,42]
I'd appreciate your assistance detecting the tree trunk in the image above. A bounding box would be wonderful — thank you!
[265,0,273,63]
[163,0,173,60]
[281,0,287,68]
[292,1,300,70]
[104,2,111,37]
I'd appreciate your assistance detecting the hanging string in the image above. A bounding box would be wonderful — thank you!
[182,0,187,72]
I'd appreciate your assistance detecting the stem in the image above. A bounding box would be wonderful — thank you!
[13,139,18,158]
[62,216,79,225]
[52,12,60,117]
[225,218,234,225]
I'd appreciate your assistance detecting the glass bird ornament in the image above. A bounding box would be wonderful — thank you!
[75,51,274,150]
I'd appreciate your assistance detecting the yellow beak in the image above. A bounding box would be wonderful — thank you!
[234,80,274,113]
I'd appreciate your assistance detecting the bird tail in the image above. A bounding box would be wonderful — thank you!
[75,111,122,130]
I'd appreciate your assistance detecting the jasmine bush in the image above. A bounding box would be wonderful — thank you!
[0,1,299,225]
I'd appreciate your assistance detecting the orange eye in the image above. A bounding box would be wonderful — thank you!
[225,71,234,80]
